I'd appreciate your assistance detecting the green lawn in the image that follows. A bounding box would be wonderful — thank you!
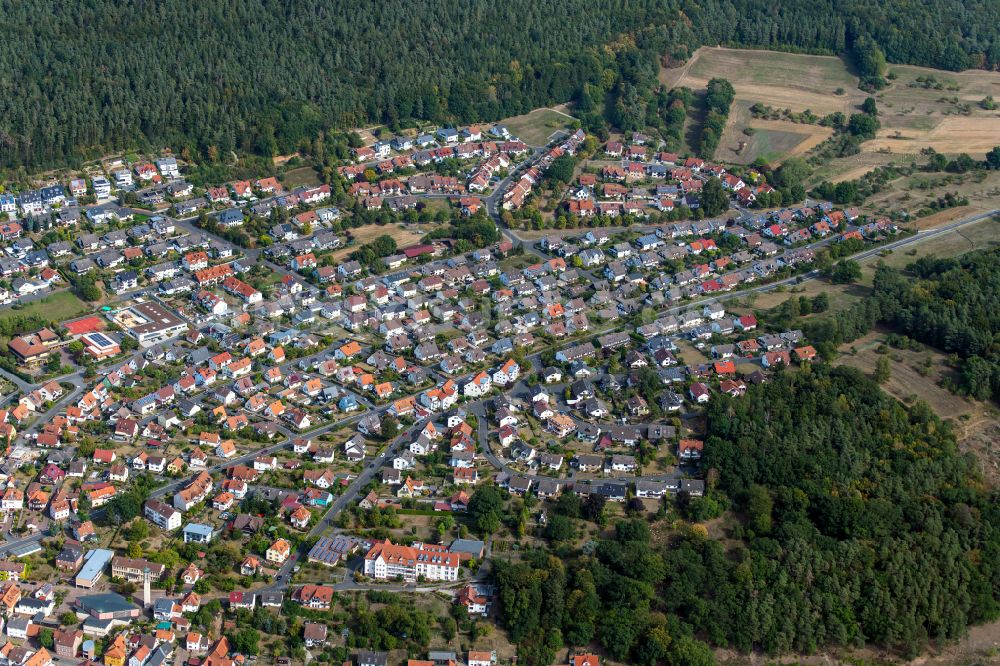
[501,108,576,146]
[0,290,90,325]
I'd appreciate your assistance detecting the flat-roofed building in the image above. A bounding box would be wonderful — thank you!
[75,592,141,621]
[114,301,187,347]
[75,549,114,588]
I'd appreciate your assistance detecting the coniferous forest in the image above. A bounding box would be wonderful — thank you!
[1,0,999,169]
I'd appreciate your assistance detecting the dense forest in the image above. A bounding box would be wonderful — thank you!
[493,367,1000,664]
[698,367,1000,655]
[1,0,999,169]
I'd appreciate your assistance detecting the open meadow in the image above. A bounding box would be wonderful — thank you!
[714,102,835,164]
[281,165,322,189]
[500,107,576,146]
[860,169,1000,220]
[0,290,90,325]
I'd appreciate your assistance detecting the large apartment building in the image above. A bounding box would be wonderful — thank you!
[144,499,181,530]
[363,539,459,582]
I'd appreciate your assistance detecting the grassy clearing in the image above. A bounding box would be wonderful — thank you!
[418,198,451,213]
[868,116,1000,155]
[714,102,835,165]
[837,331,971,417]
[818,152,920,183]
[501,108,576,146]
[907,206,993,231]
[663,47,859,116]
[859,168,1000,220]
[726,124,828,165]
[499,255,539,271]
[742,280,870,316]
[674,339,710,365]
[875,216,1000,268]
[282,166,321,189]
[0,290,90,325]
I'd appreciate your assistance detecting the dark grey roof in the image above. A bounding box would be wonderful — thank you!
[77,592,137,614]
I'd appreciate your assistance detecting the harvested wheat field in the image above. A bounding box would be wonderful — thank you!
[867,116,1000,156]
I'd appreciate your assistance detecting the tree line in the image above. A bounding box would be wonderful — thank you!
[699,79,736,158]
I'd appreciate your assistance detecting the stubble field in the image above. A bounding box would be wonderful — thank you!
[661,47,1000,174]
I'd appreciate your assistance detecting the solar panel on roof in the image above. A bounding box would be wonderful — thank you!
[88,332,114,347]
